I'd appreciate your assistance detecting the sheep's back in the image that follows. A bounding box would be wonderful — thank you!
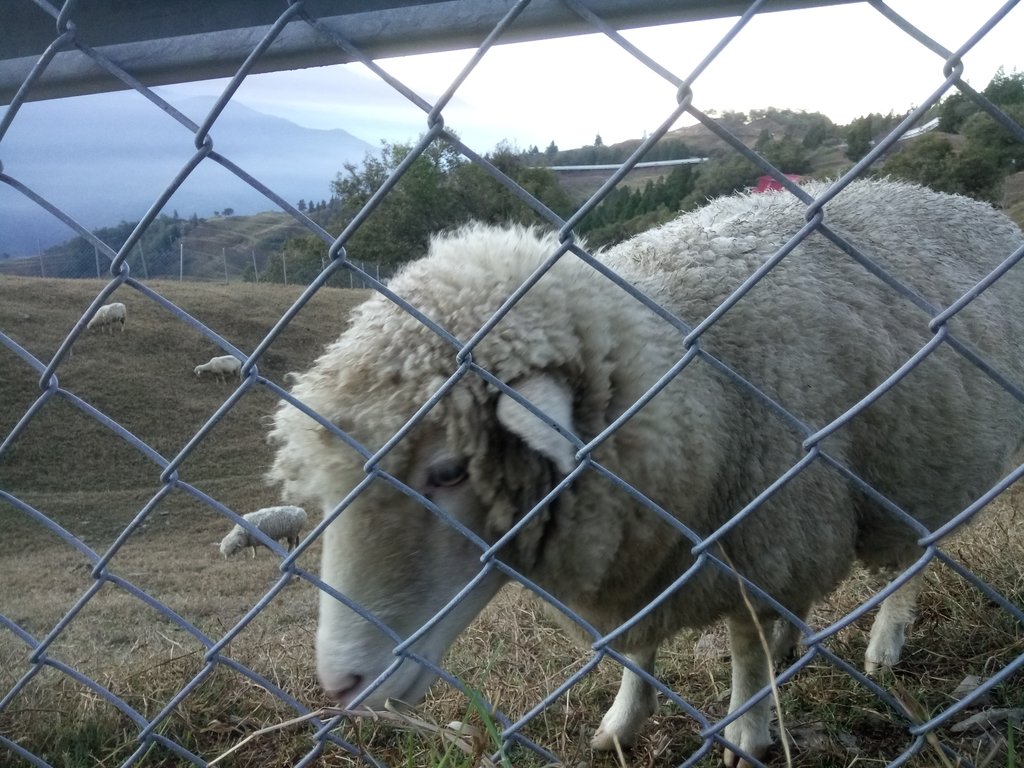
[606,180,1024,560]
[243,506,307,540]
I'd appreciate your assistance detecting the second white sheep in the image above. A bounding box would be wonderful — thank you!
[194,354,241,382]
[219,505,308,558]
[86,302,126,333]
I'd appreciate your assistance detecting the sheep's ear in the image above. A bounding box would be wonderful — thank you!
[496,375,576,475]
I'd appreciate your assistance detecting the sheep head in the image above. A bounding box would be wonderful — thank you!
[266,225,623,710]
[271,365,582,707]
[218,528,247,558]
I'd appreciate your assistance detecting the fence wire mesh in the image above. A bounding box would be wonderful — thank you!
[2,1,1024,767]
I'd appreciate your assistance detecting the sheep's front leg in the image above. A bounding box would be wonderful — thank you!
[865,571,924,673]
[591,646,659,751]
[722,615,773,768]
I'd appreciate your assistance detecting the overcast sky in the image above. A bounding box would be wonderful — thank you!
[155,1,1023,152]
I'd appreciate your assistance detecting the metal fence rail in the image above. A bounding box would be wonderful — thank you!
[0,1,862,103]
[2,1,1023,767]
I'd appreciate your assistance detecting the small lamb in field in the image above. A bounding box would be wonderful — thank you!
[219,505,308,558]
[194,354,241,382]
[86,302,126,333]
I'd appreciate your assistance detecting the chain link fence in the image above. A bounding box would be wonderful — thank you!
[2,1,1024,767]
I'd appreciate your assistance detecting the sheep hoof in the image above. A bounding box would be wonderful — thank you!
[590,727,632,752]
[865,650,899,675]
[590,679,657,752]
[722,722,770,768]
[722,737,769,767]
[865,632,904,674]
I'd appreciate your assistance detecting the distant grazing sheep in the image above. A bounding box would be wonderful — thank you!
[219,505,308,558]
[86,302,126,333]
[194,354,241,382]
[267,180,1024,766]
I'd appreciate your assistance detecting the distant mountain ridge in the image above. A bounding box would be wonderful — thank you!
[0,93,376,257]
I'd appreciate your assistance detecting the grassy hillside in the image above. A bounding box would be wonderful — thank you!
[0,278,366,765]
[0,212,314,281]
[1,278,365,516]
[555,123,1024,232]
[178,211,314,280]
[184,211,312,248]
[1,278,1022,767]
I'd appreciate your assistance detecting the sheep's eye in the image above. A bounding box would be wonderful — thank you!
[427,460,468,488]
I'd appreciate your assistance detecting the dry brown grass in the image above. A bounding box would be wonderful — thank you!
[1,277,1023,767]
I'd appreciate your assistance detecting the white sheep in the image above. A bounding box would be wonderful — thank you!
[267,180,1024,766]
[86,302,126,333]
[194,354,241,382]
[218,505,308,558]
